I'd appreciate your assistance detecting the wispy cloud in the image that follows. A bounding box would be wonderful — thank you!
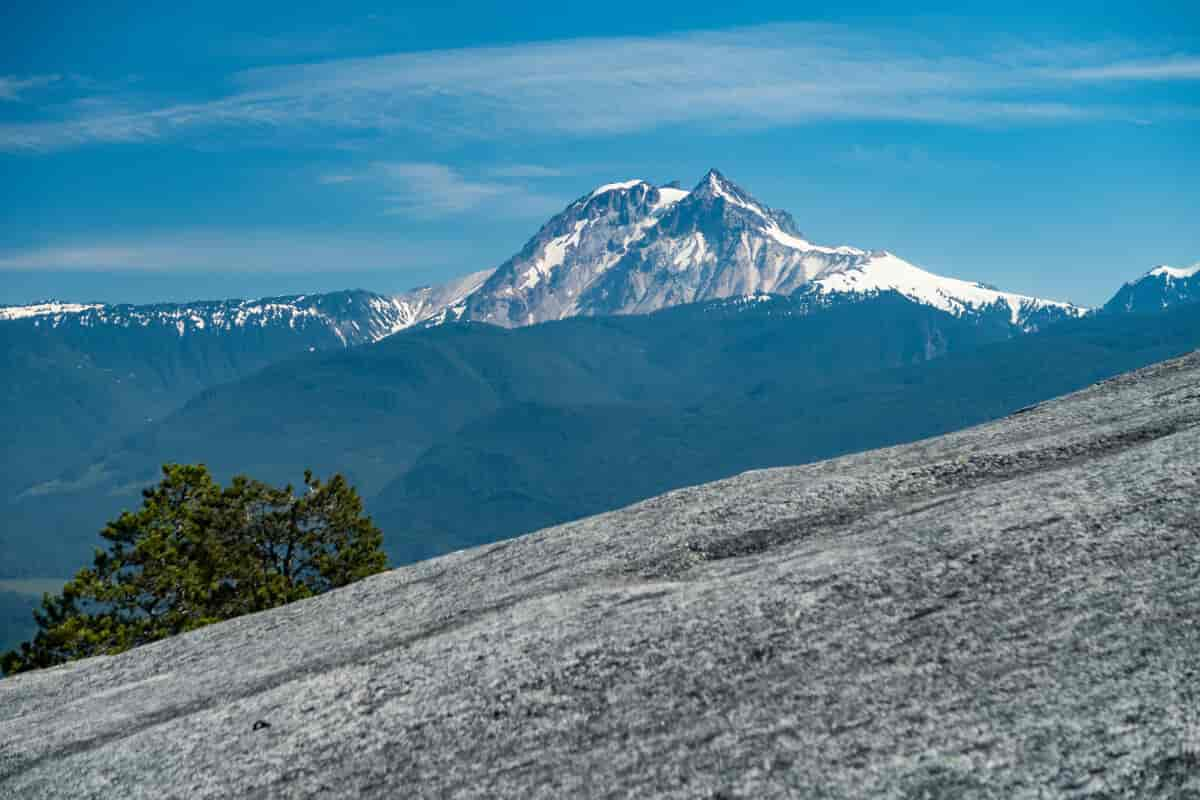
[2,24,1197,152]
[1054,57,1200,82]
[376,162,509,215]
[317,161,565,218]
[0,232,460,272]
[0,74,61,102]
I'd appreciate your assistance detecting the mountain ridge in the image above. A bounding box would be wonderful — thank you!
[446,169,1088,331]
[2,169,1090,338]
[9,291,1200,581]
[2,288,449,345]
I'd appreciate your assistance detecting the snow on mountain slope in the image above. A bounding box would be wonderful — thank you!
[0,272,496,346]
[807,252,1087,330]
[1151,263,1200,280]
[1104,263,1200,314]
[0,301,104,322]
[456,179,691,326]
[574,170,872,318]
[1,291,423,346]
[391,268,495,329]
[440,169,1084,331]
[4,170,1094,340]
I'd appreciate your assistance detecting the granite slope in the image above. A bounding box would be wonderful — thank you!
[2,352,1199,798]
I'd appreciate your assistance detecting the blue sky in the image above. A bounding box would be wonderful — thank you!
[2,1,1198,307]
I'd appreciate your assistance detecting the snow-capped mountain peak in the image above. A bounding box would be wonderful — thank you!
[427,169,1087,331]
[453,177,697,326]
[0,291,434,346]
[1103,261,1200,314]
[692,168,766,212]
[7,170,1098,341]
[670,170,862,257]
[0,301,105,322]
[1148,263,1200,280]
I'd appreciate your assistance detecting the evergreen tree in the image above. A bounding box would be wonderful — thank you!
[1,464,387,675]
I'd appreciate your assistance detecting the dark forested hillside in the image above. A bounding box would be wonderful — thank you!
[0,291,413,496]
[375,301,1200,563]
[4,293,1004,577]
[5,292,1200,581]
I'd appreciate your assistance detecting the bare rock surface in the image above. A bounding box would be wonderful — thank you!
[3,353,1200,799]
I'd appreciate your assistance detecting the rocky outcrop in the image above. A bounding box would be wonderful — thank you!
[2,352,1199,798]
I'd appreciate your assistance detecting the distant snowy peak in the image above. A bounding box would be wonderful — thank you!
[9,170,1100,342]
[1,291,425,346]
[1104,262,1200,314]
[0,301,104,322]
[690,169,781,224]
[683,169,839,249]
[435,168,1086,332]
[1148,263,1200,280]
[808,252,1087,330]
[1,274,500,344]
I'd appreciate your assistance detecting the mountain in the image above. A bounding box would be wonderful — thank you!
[2,171,1083,339]
[4,351,1198,798]
[0,169,1090,384]
[0,271,493,349]
[1103,263,1200,314]
[0,169,1085,502]
[442,169,1086,331]
[0,289,436,497]
[9,289,1200,581]
[2,292,1015,578]
[3,288,427,344]
[0,168,1186,587]
[373,297,1200,564]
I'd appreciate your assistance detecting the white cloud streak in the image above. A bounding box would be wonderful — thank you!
[0,232,458,272]
[317,161,565,218]
[1054,57,1200,82]
[1,24,1197,152]
[0,74,61,102]
[376,162,509,215]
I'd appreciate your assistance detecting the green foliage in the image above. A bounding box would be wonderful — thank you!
[1,464,386,675]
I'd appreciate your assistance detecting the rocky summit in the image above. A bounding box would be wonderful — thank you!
[3,352,1199,799]
[448,169,1087,332]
